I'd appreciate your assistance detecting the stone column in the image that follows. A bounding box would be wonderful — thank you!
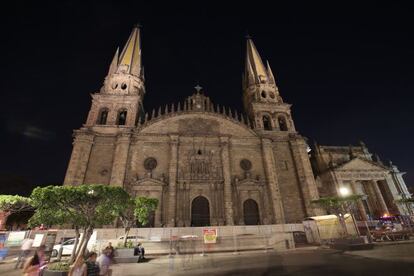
[110,133,132,187]
[289,136,322,216]
[350,181,368,221]
[63,131,94,185]
[167,135,179,227]
[372,180,389,215]
[261,138,285,223]
[220,136,234,225]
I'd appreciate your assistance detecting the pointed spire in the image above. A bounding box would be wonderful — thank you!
[266,60,276,84]
[118,25,142,77]
[171,103,175,113]
[108,48,119,76]
[241,114,245,124]
[144,112,148,122]
[164,104,169,114]
[151,108,155,119]
[157,106,162,117]
[245,37,267,85]
[216,104,220,113]
[177,102,181,112]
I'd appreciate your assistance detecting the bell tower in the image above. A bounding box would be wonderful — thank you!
[242,37,295,132]
[64,26,145,186]
[85,25,145,128]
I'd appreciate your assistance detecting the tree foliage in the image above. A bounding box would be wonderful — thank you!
[0,195,33,214]
[116,196,158,247]
[29,185,130,263]
[395,198,414,203]
[0,195,33,229]
[312,195,363,237]
[312,195,363,216]
[134,197,158,226]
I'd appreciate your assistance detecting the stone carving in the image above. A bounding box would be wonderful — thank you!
[179,148,223,181]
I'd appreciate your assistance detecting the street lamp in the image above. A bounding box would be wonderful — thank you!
[339,186,350,197]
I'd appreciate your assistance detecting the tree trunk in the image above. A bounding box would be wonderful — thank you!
[75,226,93,263]
[0,211,11,230]
[69,227,80,264]
[124,226,131,247]
[338,214,349,237]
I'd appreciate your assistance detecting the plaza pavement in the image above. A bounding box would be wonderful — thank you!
[2,241,414,275]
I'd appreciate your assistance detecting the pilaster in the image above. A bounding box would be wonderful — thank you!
[167,135,179,226]
[261,138,285,223]
[289,136,321,216]
[109,133,132,187]
[63,131,94,185]
[220,136,234,225]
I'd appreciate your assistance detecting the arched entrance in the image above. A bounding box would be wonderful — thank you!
[191,196,210,226]
[243,199,260,225]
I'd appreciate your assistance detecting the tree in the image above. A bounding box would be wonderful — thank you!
[312,195,363,237]
[29,185,130,264]
[395,197,414,215]
[0,195,33,230]
[117,197,158,247]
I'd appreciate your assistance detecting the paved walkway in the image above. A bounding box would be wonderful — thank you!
[2,242,414,275]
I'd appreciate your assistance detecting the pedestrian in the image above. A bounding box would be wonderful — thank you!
[85,252,100,276]
[68,255,86,276]
[22,246,47,276]
[15,237,33,269]
[97,249,111,276]
[104,242,115,263]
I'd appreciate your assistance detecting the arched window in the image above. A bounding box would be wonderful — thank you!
[278,116,288,131]
[117,109,127,125]
[262,115,272,130]
[97,108,109,125]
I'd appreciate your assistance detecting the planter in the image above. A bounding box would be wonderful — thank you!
[114,248,139,263]
[43,270,68,276]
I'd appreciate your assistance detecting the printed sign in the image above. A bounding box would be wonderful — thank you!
[203,228,218,244]
[32,234,44,247]
[6,231,26,247]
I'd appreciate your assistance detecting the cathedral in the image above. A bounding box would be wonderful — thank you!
[64,26,412,227]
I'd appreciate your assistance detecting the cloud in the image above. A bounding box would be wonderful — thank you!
[21,126,56,141]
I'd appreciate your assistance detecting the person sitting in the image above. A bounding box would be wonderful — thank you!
[133,243,145,262]
[104,242,115,263]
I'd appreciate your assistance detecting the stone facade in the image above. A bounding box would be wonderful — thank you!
[64,27,411,227]
[310,142,413,219]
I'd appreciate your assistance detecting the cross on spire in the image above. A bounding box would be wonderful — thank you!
[194,84,203,93]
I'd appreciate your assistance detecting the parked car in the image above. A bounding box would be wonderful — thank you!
[51,231,97,257]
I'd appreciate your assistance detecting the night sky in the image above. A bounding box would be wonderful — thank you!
[1,2,413,195]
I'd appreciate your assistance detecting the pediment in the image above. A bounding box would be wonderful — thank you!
[132,177,167,186]
[334,157,389,172]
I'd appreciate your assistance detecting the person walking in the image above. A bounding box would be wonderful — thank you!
[15,237,33,269]
[97,249,111,276]
[22,246,46,276]
[85,252,100,276]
